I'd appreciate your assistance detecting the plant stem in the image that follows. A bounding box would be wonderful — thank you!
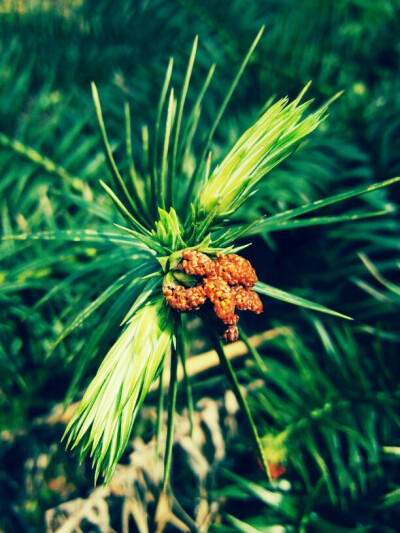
[178,319,194,437]
[162,342,179,491]
[238,325,268,376]
[156,364,165,460]
[212,330,272,481]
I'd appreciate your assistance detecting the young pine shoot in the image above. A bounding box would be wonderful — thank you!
[7,29,400,485]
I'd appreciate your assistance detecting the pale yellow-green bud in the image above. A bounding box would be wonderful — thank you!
[197,86,331,224]
[64,297,173,483]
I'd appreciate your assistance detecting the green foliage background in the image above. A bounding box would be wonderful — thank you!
[0,0,400,531]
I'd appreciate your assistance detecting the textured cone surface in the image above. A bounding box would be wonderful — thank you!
[164,251,263,342]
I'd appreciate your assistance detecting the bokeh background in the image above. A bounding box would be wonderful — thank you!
[1,1,400,532]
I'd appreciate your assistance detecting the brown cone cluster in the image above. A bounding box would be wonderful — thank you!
[163,250,263,342]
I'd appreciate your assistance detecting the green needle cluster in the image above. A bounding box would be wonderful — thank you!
[196,84,335,224]
[3,28,399,486]
[64,297,173,483]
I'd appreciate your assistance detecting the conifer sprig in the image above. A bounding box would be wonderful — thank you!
[64,297,173,483]
[5,29,400,485]
[194,85,338,234]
